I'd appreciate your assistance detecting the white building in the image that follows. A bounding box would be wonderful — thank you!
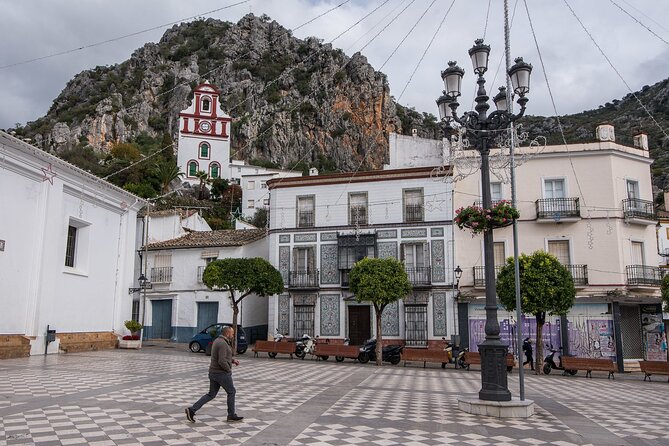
[140,229,269,343]
[176,83,300,217]
[0,131,146,357]
[266,167,456,347]
[391,125,665,367]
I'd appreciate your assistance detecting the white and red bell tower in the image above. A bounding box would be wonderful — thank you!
[176,83,232,185]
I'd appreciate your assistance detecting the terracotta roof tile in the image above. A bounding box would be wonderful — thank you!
[145,229,265,250]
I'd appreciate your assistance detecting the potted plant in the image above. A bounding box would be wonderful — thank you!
[119,320,143,349]
[455,200,520,235]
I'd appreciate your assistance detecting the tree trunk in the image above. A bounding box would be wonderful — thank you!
[375,306,383,367]
[535,312,545,374]
[231,299,239,354]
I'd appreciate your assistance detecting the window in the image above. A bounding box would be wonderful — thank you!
[199,143,210,159]
[544,179,565,199]
[293,247,315,272]
[349,192,368,225]
[65,225,77,267]
[209,162,219,179]
[405,305,428,347]
[201,97,211,112]
[151,254,173,283]
[403,189,424,222]
[64,218,90,271]
[247,181,255,190]
[627,180,639,200]
[547,240,571,264]
[188,161,198,177]
[297,196,315,228]
[247,200,255,209]
[294,305,315,337]
[263,199,270,206]
[491,182,502,202]
[631,241,645,266]
[493,242,506,266]
[401,243,429,269]
[131,300,140,322]
[261,181,267,189]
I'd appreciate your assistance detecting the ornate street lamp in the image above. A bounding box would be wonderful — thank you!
[128,273,152,294]
[438,39,532,402]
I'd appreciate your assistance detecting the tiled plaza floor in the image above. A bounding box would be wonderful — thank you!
[1,346,668,445]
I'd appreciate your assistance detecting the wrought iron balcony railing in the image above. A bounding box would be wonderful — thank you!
[405,267,432,287]
[151,267,173,283]
[622,198,656,221]
[298,210,315,228]
[565,264,588,286]
[404,204,424,222]
[626,265,666,287]
[473,265,502,288]
[349,206,368,225]
[288,269,320,288]
[536,198,580,220]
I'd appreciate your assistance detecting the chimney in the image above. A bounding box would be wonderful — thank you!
[596,123,615,142]
[309,167,319,176]
[633,131,649,150]
[411,128,417,137]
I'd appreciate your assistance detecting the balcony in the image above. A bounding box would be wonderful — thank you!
[288,269,320,289]
[298,210,315,228]
[622,198,656,224]
[405,267,432,287]
[473,266,502,288]
[565,264,588,287]
[404,204,424,223]
[626,265,666,287]
[197,266,205,283]
[536,198,581,222]
[151,267,173,283]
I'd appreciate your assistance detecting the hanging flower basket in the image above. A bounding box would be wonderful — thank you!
[455,200,519,234]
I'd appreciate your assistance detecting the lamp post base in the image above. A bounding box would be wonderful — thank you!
[458,396,534,418]
[478,341,512,402]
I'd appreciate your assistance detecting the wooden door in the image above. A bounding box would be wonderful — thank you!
[348,306,371,346]
[197,302,219,332]
[152,300,173,339]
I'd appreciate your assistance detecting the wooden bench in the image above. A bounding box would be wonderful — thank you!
[561,356,618,379]
[252,340,296,359]
[463,351,515,372]
[401,348,451,368]
[314,344,360,362]
[639,360,669,382]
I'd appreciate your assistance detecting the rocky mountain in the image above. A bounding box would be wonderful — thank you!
[13,13,669,191]
[17,14,440,173]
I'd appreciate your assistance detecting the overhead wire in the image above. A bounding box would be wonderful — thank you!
[397,0,457,102]
[608,0,669,47]
[0,0,252,70]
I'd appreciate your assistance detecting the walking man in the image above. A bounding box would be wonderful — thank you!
[522,337,534,371]
[186,326,243,423]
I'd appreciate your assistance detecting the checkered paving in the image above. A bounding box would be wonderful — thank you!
[323,387,576,435]
[0,369,143,398]
[236,358,354,385]
[568,401,669,441]
[360,370,481,394]
[0,405,274,446]
[89,377,325,414]
[288,423,591,446]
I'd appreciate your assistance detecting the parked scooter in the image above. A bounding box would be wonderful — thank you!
[295,334,316,359]
[357,338,403,365]
[335,337,350,362]
[543,345,577,375]
[441,337,454,369]
[268,328,286,358]
[456,346,469,369]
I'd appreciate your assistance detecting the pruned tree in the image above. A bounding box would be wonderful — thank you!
[496,251,576,374]
[203,257,284,351]
[349,257,412,366]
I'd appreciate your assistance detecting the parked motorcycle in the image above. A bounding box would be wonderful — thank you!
[295,334,317,359]
[456,346,469,369]
[357,338,403,365]
[543,346,577,375]
[441,337,454,369]
[335,337,350,362]
[268,328,286,358]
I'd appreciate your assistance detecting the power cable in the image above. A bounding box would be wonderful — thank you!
[378,0,438,71]
[524,0,587,206]
[344,0,408,53]
[620,0,669,35]
[0,0,251,70]
[397,0,457,102]
[562,0,669,143]
[609,0,669,47]
[483,0,492,41]
[359,0,417,53]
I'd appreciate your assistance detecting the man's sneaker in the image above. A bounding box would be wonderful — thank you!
[227,414,244,422]
[185,408,196,423]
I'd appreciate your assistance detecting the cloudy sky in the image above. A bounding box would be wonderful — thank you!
[1,0,668,129]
